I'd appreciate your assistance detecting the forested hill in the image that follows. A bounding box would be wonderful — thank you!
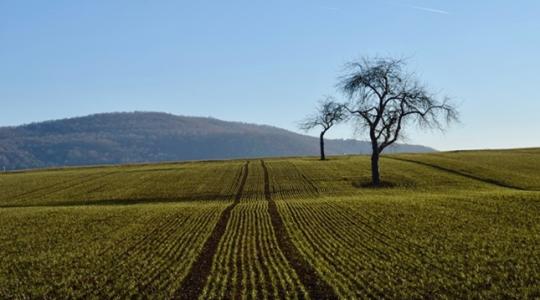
[0,112,434,170]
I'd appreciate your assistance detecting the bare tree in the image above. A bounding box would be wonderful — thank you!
[300,97,347,160]
[340,57,458,186]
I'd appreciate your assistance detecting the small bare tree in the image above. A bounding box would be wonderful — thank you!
[300,97,347,160]
[340,57,458,186]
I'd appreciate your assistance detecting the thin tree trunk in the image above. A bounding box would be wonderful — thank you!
[319,131,326,160]
[371,151,380,186]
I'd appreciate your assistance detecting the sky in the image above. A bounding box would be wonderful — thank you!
[1,0,539,151]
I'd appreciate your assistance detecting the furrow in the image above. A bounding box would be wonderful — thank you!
[261,160,338,299]
[174,161,249,299]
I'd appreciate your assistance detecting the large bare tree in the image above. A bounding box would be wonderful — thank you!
[300,97,347,160]
[340,57,458,186]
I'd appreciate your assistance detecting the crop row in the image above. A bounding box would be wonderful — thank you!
[1,155,539,298]
[264,161,319,199]
[0,161,243,207]
[262,159,540,298]
[201,162,307,299]
[274,192,540,298]
[0,202,226,299]
[264,157,491,200]
[393,150,540,190]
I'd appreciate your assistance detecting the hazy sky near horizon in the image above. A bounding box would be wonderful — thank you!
[1,0,539,150]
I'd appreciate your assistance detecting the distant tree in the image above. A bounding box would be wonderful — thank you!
[300,97,347,160]
[340,57,459,186]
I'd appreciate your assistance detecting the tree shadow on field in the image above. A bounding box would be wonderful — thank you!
[0,194,236,209]
[351,178,417,189]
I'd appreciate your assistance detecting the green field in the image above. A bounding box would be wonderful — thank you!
[1,149,539,299]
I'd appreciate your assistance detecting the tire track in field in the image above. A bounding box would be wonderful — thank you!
[174,161,249,299]
[387,156,529,191]
[261,160,338,299]
[282,201,383,298]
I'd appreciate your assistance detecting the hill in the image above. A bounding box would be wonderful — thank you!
[0,112,434,170]
[0,149,539,298]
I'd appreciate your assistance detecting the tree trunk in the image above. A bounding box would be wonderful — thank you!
[319,131,326,160]
[371,151,380,186]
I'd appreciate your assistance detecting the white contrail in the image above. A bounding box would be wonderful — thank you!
[410,5,450,15]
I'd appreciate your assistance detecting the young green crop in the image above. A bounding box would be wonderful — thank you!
[0,149,539,298]
[0,202,227,298]
[201,162,307,299]
[392,148,540,190]
[0,160,243,207]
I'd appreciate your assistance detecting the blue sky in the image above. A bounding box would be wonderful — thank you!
[1,0,539,150]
